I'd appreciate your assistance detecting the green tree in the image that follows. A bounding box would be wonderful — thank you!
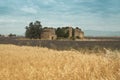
[25,21,42,39]
[8,33,16,37]
[64,30,69,38]
[56,27,69,38]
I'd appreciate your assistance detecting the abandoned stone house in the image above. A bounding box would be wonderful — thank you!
[74,28,84,39]
[64,27,84,39]
[40,27,84,40]
[41,28,57,40]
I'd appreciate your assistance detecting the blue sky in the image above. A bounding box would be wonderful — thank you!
[0,0,120,35]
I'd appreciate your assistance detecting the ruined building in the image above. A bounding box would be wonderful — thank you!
[65,27,73,38]
[41,28,57,40]
[65,27,84,39]
[40,27,84,40]
[74,28,84,39]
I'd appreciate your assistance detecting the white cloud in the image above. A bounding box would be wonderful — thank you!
[74,0,96,3]
[0,19,23,23]
[42,0,56,5]
[21,6,37,14]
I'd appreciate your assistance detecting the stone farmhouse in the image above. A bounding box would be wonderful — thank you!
[41,27,84,40]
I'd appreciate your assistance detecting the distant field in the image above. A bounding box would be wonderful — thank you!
[0,44,120,80]
[0,37,120,51]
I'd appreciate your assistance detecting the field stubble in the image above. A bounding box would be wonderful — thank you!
[0,44,120,80]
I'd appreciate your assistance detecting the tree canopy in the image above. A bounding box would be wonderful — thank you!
[56,27,69,38]
[25,21,42,39]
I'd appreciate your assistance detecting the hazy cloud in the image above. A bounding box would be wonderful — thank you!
[21,6,37,14]
[0,0,120,35]
[42,0,56,5]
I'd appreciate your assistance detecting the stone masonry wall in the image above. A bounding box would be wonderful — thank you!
[41,28,57,40]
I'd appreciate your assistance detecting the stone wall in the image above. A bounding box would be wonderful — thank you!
[74,28,84,39]
[41,28,57,40]
[68,27,73,38]
[65,27,84,39]
[41,27,84,40]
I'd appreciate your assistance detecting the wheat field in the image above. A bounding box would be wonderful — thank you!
[0,44,120,80]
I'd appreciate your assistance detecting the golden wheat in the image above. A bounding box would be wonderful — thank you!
[0,44,120,80]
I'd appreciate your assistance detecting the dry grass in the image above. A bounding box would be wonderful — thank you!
[0,44,120,80]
